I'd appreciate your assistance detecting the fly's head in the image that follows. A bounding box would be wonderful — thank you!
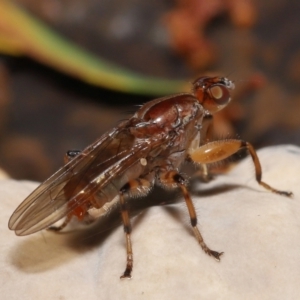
[192,76,235,114]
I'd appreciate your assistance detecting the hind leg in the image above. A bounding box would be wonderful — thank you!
[159,170,223,260]
[119,176,154,279]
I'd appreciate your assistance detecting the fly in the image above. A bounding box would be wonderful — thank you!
[8,76,293,279]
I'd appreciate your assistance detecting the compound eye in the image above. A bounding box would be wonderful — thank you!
[200,84,231,113]
[192,76,234,114]
[209,85,231,106]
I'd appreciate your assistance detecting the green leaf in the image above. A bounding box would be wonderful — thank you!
[0,0,189,95]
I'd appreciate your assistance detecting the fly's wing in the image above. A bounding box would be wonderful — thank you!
[9,125,166,236]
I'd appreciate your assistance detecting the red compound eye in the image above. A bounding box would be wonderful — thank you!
[209,84,231,106]
[192,77,233,113]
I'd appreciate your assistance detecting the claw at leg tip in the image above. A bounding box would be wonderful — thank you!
[212,251,224,261]
[278,190,293,198]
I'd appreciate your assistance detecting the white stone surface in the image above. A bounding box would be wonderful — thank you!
[1,145,300,300]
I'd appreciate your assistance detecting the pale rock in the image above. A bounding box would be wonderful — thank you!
[1,145,300,300]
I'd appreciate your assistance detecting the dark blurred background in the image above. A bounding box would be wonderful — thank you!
[0,0,299,181]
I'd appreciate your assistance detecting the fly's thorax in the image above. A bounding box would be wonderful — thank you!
[144,108,203,171]
[130,94,203,138]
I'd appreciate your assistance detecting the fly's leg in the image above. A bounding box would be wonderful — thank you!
[119,177,153,279]
[200,164,214,182]
[119,189,133,279]
[48,203,94,232]
[189,139,293,197]
[199,114,214,182]
[159,171,223,260]
[48,150,82,232]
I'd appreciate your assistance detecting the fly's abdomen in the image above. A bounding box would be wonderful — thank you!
[88,158,148,219]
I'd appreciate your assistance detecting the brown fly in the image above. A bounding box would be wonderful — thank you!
[8,76,292,279]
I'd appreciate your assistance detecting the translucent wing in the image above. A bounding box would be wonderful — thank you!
[9,125,165,236]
